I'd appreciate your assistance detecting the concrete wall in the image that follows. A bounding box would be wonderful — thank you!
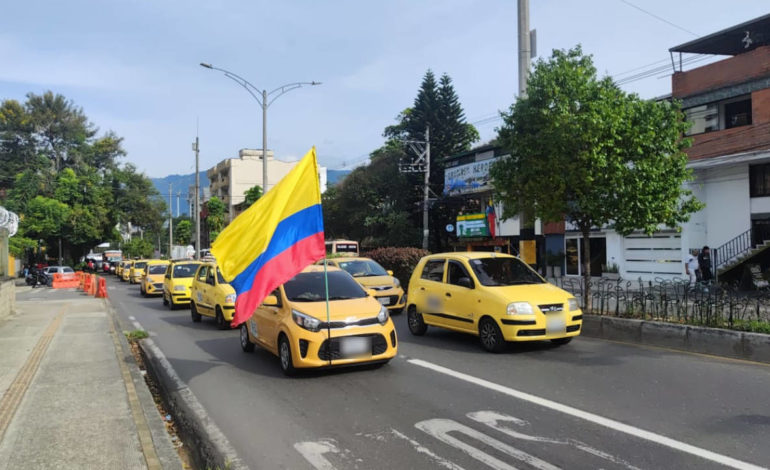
[0,278,15,322]
[702,164,751,248]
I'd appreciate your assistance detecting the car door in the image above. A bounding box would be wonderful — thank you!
[442,260,477,331]
[194,265,210,312]
[253,288,282,351]
[415,259,448,327]
[205,268,217,316]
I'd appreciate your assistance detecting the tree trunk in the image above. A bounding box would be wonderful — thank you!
[581,226,592,311]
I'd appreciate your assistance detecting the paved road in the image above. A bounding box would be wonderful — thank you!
[106,276,770,469]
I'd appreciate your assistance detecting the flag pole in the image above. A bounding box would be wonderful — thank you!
[323,257,331,365]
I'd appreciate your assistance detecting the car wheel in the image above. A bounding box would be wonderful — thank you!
[162,293,169,306]
[190,302,202,322]
[551,337,573,346]
[479,317,505,353]
[215,306,229,330]
[407,305,427,336]
[278,335,296,376]
[240,323,255,352]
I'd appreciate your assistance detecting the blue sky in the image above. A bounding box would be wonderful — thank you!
[2,1,768,177]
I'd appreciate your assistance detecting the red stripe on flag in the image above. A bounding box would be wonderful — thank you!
[232,231,325,327]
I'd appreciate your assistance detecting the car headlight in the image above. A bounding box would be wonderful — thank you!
[174,285,186,292]
[393,277,400,288]
[225,294,236,304]
[377,305,389,325]
[506,302,534,315]
[292,309,321,332]
[568,298,579,311]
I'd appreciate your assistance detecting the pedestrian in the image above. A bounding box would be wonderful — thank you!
[685,249,700,284]
[698,245,713,283]
[23,264,29,277]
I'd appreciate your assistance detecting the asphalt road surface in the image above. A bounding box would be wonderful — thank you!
[105,277,770,470]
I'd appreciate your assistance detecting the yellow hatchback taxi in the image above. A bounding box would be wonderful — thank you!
[115,262,123,277]
[140,260,169,297]
[129,260,149,284]
[163,260,202,309]
[324,257,406,313]
[190,263,236,329]
[240,265,397,375]
[121,261,134,282]
[406,252,582,352]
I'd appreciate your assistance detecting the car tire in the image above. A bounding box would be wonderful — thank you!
[551,337,573,346]
[240,323,255,352]
[190,302,202,322]
[215,306,229,330]
[278,335,296,376]
[479,317,506,353]
[407,305,428,336]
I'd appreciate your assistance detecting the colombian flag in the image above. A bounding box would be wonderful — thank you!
[212,147,325,327]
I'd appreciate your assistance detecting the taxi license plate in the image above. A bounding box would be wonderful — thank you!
[377,296,391,306]
[339,337,372,358]
[546,317,566,334]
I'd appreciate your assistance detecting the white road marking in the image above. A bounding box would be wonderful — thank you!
[389,429,466,470]
[408,358,764,470]
[467,411,641,470]
[416,418,559,470]
[294,439,344,470]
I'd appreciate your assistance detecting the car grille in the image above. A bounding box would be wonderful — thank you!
[390,330,397,348]
[538,303,564,314]
[153,283,163,289]
[376,295,400,305]
[370,285,391,291]
[320,316,380,329]
[566,324,581,333]
[299,339,309,358]
[517,329,546,337]
[318,334,387,360]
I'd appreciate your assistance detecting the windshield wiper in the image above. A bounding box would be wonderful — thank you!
[327,296,356,300]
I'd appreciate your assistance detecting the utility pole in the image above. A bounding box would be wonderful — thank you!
[518,0,536,266]
[168,183,173,258]
[193,135,200,260]
[262,89,268,194]
[398,126,431,251]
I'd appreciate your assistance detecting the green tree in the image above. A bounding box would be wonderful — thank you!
[175,219,192,245]
[491,46,703,308]
[243,184,263,206]
[206,196,226,242]
[122,237,154,259]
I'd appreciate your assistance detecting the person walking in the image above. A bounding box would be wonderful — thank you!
[698,246,713,283]
[685,249,700,284]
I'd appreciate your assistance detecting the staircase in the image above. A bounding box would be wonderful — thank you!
[714,228,770,277]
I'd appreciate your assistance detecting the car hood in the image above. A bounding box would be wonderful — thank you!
[289,296,382,321]
[147,274,165,283]
[488,283,574,306]
[353,275,396,288]
[172,277,195,288]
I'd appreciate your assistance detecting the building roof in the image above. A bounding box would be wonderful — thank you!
[670,14,770,56]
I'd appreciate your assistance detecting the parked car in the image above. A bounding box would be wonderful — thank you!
[190,262,236,329]
[162,260,202,309]
[42,266,75,286]
[406,252,582,352]
[140,260,169,297]
[322,257,406,313]
[240,265,397,375]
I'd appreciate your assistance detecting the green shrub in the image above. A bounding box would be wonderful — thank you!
[362,247,429,290]
[731,319,770,334]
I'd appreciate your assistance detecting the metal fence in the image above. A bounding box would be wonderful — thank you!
[550,276,770,328]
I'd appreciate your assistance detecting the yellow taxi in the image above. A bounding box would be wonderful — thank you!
[190,262,236,329]
[162,260,202,309]
[406,252,582,352]
[323,257,406,313]
[140,260,169,297]
[121,261,134,282]
[129,260,149,284]
[240,265,397,375]
[115,262,123,277]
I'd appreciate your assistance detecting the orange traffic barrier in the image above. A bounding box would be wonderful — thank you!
[78,272,86,290]
[83,274,91,293]
[89,274,97,296]
[96,277,108,298]
[52,272,80,289]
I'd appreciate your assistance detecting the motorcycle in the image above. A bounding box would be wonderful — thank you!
[25,270,47,288]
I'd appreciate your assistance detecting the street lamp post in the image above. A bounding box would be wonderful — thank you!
[200,63,320,194]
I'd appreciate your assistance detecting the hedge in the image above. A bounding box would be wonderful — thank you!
[362,247,429,290]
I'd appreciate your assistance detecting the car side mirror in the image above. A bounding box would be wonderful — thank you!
[457,277,474,289]
[387,270,394,276]
[263,295,279,306]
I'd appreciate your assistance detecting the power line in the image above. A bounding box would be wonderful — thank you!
[619,0,699,37]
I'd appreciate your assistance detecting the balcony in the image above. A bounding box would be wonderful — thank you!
[687,121,770,160]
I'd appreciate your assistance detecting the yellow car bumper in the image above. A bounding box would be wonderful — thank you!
[287,322,397,369]
[372,288,407,311]
[499,312,583,342]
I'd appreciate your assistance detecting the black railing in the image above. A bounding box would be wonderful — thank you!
[713,228,752,270]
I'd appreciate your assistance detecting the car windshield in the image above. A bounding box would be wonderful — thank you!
[148,265,167,275]
[337,259,388,277]
[173,264,199,278]
[469,257,544,286]
[134,262,147,269]
[216,268,227,284]
[284,271,366,302]
[63,267,74,273]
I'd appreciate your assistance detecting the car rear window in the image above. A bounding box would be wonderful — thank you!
[469,257,544,286]
[284,271,365,302]
[63,267,74,273]
[134,262,147,269]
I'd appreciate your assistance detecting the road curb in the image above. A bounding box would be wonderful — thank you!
[139,336,248,470]
[582,314,770,363]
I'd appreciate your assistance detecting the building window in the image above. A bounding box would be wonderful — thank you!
[564,237,606,277]
[724,98,752,129]
[750,163,770,197]
[684,103,718,136]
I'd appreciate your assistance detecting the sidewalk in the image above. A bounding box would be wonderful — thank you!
[0,287,183,469]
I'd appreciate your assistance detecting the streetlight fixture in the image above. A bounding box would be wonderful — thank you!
[199,62,321,194]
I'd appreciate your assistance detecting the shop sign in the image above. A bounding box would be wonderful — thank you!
[456,213,489,237]
[443,156,501,196]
